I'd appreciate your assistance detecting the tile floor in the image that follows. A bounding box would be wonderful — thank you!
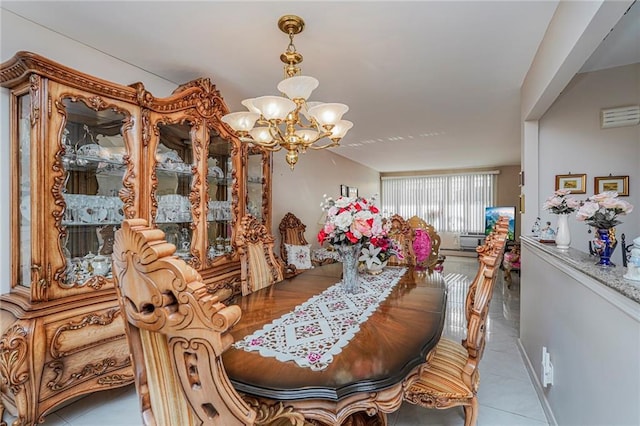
[3,256,548,426]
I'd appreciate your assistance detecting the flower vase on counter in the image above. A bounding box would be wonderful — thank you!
[592,228,617,266]
[543,189,579,249]
[577,191,633,267]
[554,214,571,250]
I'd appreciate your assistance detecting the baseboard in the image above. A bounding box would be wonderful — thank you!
[440,249,477,258]
[517,338,558,426]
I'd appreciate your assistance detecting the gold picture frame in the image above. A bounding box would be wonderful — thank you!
[594,175,629,196]
[555,174,586,194]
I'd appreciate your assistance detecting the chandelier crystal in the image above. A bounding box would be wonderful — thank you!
[221,15,352,170]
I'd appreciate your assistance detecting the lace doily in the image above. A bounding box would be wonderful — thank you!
[233,267,407,371]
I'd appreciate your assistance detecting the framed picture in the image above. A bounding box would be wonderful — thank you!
[348,186,358,197]
[555,174,586,194]
[340,185,348,197]
[485,206,516,240]
[594,175,629,196]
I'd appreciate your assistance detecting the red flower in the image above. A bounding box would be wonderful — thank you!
[345,231,359,244]
[370,205,379,213]
[317,230,327,243]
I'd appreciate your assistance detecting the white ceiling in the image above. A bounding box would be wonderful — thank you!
[2,1,637,173]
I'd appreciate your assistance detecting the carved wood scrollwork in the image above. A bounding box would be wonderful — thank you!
[49,309,123,358]
[0,325,30,395]
[242,396,307,426]
[45,356,132,392]
[30,264,49,302]
[29,74,40,127]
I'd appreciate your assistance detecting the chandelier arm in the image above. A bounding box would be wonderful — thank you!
[255,143,283,152]
[306,139,341,150]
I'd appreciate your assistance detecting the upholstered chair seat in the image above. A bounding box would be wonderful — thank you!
[406,338,477,401]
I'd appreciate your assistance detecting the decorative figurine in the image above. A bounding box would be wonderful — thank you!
[531,217,541,237]
[623,236,640,281]
[539,221,556,241]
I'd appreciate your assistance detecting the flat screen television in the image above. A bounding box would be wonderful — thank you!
[485,206,516,240]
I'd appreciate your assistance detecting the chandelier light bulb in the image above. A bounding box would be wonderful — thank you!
[307,103,349,128]
[277,75,319,100]
[330,120,354,140]
[249,127,274,144]
[251,96,297,121]
[220,111,260,132]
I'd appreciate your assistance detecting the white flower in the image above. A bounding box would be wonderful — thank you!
[359,243,382,269]
[576,201,599,221]
[333,210,353,230]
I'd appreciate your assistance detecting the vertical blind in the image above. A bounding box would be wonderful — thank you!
[381,172,497,234]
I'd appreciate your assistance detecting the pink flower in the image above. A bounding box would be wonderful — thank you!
[413,229,432,264]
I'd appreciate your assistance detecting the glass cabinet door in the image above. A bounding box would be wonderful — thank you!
[16,93,32,288]
[153,122,194,262]
[247,147,265,222]
[206,131,233,262]
[60,98,128,285]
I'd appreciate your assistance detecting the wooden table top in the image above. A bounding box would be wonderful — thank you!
[223,263,447,401]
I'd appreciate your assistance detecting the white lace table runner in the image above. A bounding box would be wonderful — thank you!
[233,267,407,371]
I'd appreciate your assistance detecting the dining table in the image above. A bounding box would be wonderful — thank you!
[222,263,448,425]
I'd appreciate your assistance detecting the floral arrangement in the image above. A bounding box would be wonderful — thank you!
[359,235,402,269]
[317,195,385,247]
[413,229,432,265]
[543,189,581,214]
[576,191,633,229]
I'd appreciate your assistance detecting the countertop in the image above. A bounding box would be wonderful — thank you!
[521,236,640,305]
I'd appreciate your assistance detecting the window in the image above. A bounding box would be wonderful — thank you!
[381,172,497,235]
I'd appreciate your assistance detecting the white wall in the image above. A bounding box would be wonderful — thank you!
[538,63,640,252]
[271,148,380,251]
[519,0,634,234]
[521,241,640,426]
[0,11,379,294]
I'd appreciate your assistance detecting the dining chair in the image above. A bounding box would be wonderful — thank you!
[407,215,446,272]
[278,212,312,278]
[236,214,285,296]
[403,222,508,426]
[387,214,415,266]
[112,219,306,426]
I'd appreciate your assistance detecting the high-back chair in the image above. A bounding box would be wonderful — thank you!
[407,215,446,271]
[387,214,415,266]
[236,214,285,296]
[111,219,257,426]
[403,221,508,426]
[278,212,312,277]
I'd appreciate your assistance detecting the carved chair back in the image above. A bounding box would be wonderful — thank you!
[278,212,309,277]
[387,214,415,266]
[111,219,256,426]
[236,215,285,296]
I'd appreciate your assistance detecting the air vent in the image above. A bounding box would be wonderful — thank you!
[601,105,640,128]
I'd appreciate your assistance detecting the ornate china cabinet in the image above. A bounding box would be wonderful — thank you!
[0,52,271,425]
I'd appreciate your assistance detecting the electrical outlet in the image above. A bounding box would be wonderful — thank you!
[541,346,554,387]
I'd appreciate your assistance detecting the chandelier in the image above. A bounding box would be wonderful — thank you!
[221,15,353,170]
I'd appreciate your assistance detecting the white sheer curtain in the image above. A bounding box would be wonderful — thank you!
[381,172,497,234]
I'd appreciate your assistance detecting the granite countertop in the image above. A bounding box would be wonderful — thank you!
[521,236,640,304]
